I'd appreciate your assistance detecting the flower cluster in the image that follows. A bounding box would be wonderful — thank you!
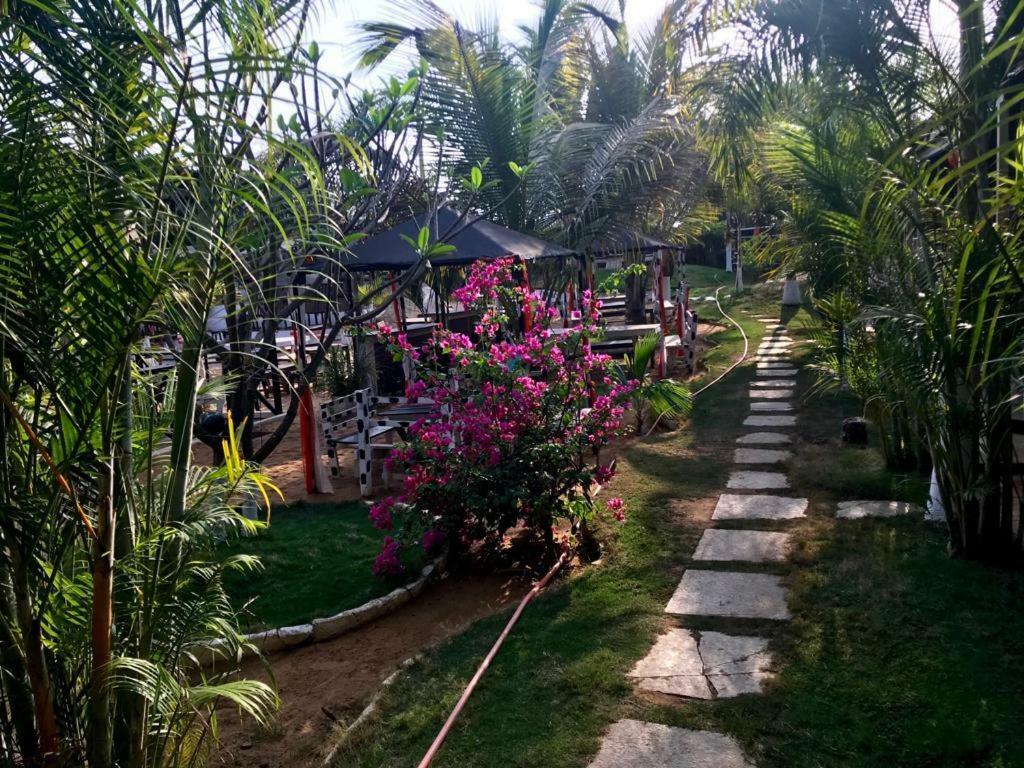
[370,258,636,572]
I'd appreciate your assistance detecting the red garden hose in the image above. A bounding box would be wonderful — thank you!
[415,551,569,768]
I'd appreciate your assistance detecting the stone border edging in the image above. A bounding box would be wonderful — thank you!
[197,556,445,666]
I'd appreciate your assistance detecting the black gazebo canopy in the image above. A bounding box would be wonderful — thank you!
[340,207,576,272]
[586,231,683,256]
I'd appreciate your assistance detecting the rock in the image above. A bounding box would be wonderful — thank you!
[842,417,868,445]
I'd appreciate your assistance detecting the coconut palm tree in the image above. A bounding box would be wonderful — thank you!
[356,0,708,249]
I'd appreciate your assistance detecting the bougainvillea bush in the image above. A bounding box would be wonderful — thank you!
[370,258,635,575]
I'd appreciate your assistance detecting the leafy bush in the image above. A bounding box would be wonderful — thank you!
[370,259,635,572]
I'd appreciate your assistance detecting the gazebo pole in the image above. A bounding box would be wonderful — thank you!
[655,250,668,379]
[292,298,318,495]
[389,271,407,333]
[519,258,533,333]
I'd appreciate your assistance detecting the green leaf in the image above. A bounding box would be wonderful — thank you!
[470,166,483,189]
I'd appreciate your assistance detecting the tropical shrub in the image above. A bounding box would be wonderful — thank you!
[618,333,693,434]
[370,259,635,570]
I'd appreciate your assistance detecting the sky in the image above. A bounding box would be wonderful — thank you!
[307,0,686,92]
[303,0,962,96]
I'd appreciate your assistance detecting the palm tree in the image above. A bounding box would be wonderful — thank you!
[356,0,708,254]
[696,0,1024,560]
[619,333,693,433]
[0,0,335,762]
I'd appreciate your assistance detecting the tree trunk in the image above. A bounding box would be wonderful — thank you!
[88,452,115,768]
[8,546,59,763]
[0,557,41,763]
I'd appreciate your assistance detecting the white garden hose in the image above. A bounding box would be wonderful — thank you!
[691,285,750,399]
[644,286,750,436]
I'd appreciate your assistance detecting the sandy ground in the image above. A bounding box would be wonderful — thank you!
[213,572,525,768]
[252,421,364,505]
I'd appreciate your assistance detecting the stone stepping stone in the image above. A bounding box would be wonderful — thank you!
[755,351,790,358]
[727,470,788,490]
[751,379,795,388]
[749,389,792,399]
[588,720,755,768]
[733,448,791,464]
[627,628,775,699]
[694,529,792,562]
[713,493,808,520]
[627,628,708,699]
[836,500,922,519]
[665,570,791,620]
[756,369,798,378]
[758,342,792,349]
[736,432,792,445]
[743,415,797,427]
[700,631,775,697]
[750,401,793,412]
[756,362,794,370]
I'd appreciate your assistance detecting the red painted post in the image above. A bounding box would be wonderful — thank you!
[520,260,533,333]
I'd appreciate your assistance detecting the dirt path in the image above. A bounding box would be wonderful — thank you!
[214,573,526,768]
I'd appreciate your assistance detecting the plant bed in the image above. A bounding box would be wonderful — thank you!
[221,500,427,631]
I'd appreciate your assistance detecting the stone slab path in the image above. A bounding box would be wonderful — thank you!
[749,389,792,399]
[591,317,806,767]
[713,493,807,521]
[694,529,792,562]
[727,470,789,490]
[836,500,922,519]
[743,415,797,427]
[665,570,791,620]
[627,628,775,699]
[750,401,793,411]
[735,432,792,446]
[588,720,756,768]
[732,448,791,464]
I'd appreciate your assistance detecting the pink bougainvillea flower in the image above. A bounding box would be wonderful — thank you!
[421,528,446,553]
[369,496,396,530]
[606,497,626,522]
[369,258,640,579]
[372,536,404,577]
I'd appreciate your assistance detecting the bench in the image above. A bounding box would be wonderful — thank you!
[319,388,439,497]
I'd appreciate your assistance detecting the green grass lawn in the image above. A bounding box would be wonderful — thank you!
[222,501,423,630]
[326,283,1024,768]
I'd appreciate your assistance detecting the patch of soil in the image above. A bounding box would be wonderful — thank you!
[254,422,363,505]
[213,572,526,768]
[193,418,365,505]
